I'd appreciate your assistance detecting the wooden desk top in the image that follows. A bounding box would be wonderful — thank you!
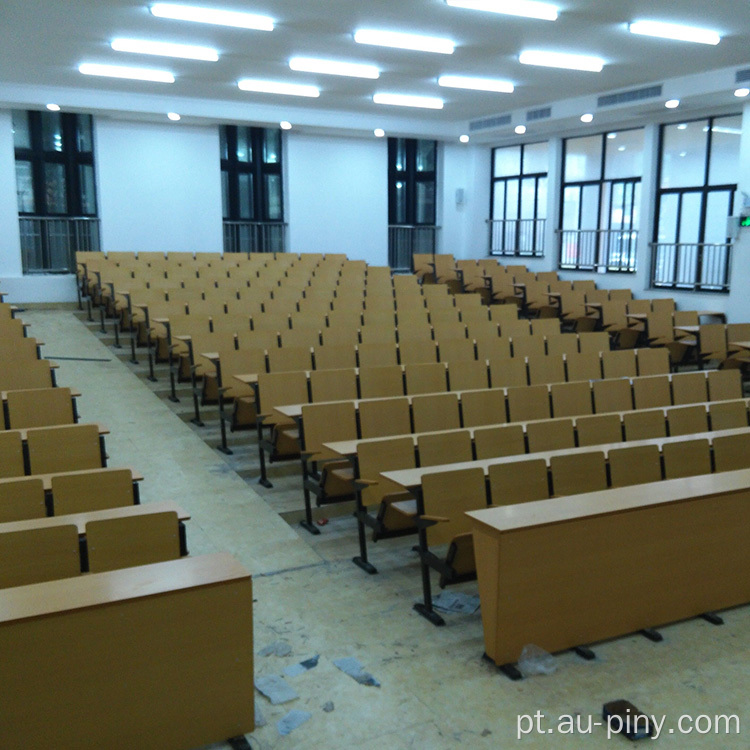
[0,466,144,492]
[674,325,699,334]
[0,552,250,625]
[381,425,750,492]
[584,302,603,309]
[467,467,750,534]
[16,423,109,441]
[1,388,81,401]
[0,500,187,536]
[728,340,750,351]
[626,313,648,320]
[234,373,259,386]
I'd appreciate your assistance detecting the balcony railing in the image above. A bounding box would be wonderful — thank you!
[558,228,638,273]
[222,221,287,254]
[650,243,731,293]
[388,225,440,272]
[488,218,545,257]
[19,216,100,273]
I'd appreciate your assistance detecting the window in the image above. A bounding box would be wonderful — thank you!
[490,142,548,256]
[388,138,439,270]
[559,128,643,273]
[652,115,740,292]
[12,110,99,273]
[220,125,285,253]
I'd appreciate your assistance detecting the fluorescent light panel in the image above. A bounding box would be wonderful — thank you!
[438,75,513,93]
[111,38,218,61]
[519,50,604,72]
[628,20,720,46]
[238,78,320,97]
[373,93,444,109]
[445,0,558,21]
[354,29,454,54]
[289,57,379,79]
[150,3,273,30]
[78,63,175,83]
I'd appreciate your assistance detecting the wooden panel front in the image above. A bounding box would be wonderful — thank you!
[477,489,750,666]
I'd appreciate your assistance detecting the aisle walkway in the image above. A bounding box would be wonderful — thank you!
[18,308,750,750]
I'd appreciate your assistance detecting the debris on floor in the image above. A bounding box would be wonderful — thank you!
[518,644,557,677]
[333,656,381,687]
[254,700,267,727]
[322,701,335,713]
[258,640,293,657]
[277,709,312,736]
[284,654,320,677]
[432,591,481,614]
[255,674,300,704]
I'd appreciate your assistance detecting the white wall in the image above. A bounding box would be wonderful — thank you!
[0,110,21,278]
[96,119,223,255]
[286,133,387,265]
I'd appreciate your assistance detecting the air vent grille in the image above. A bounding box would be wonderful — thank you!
[469,114,512,132]
[598,85,663,108]
[736,68,750,83]
[526,107,551,122]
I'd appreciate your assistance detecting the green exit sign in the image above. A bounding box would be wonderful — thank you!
[741,216,750,228]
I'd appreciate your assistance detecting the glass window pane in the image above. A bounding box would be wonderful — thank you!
[564,135,602,182]
[76,115,93,153]
[657,193,679,244]
[395,140,407,171]
[522,142,548,174]
[416,141,436,172]
[263,130,280,164]
[520,177,536,220]
[79,164,97,214]
[708,115,742,186]
[416,181,435,224]
[41,112,64,153]
[536,177,548,220]
[704,190,733,244]
[236,128,251,163]
[632,182,641,232]
[395,181,406,224]
[580,184,600,228]
[494,146,521,177]
[661,121,707,188]
[605,128,644,179]
[12,110,31,150]
[265,174,282,220]
[219,126,228,161]
[505,179,519,221]
[238,173,253,219]
[44,162,67,213]
[562,186,580,230]
[678,192,702,244]
[221,171,229,218]
[15,161,35,212]
[492,181,506,221]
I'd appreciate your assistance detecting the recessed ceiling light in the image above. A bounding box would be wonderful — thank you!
[150,3,274,31]
[78,63,175,83]
[445,0,558,21]
[46,103,61,111]
[438,75,514,93]
[237,79,320,98]
[679,151,687,157]
[607,133,617,139]
[580,113,593,123]
[289,57,379,79]
[677,123,688,130]
[734,88,750,98]
[665,99,680,109]
[167,112,181,121]
[280,121,292,130]
[459,134,470,143]
[628,20,721,46]
[111,38,218,61]
[515,125,527,135]
[354,29,455,55]
[372,93,444,109]
[374,128,385,137]
[618,146,626,152]
[519,50,604,72]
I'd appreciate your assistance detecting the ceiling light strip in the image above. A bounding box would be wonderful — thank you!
[438,75,514,93]
[445,0,558,22]
[150,3,274,30]
[78,63,175,83]
[519,50,604,72]
[238,78,320,97]
[111,38,218,61]
[354,29,454,54]
[373,93,444,109]
[628,20,721,46]
[289,57,379,79]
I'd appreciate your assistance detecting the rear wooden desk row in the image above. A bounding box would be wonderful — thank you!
[0,358,59,392]
[0,502,189,588]
[380,426,750,626]
[1,387,80,430]
[0,552,254,748]
[0,467,143,522]
[0,423,109,479]
[468,468,750,676]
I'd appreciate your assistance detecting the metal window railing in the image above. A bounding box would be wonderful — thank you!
[222,221,287,254]
[19,216,100,274]
[488,218,545,257]
[558,228,638,273]
[650,243,732,293]
[388,225,440,272]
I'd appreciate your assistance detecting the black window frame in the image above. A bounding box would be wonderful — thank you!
[388,138,437,226]
[490,141,548,257]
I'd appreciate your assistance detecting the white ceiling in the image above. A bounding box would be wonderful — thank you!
[1,0,750,137]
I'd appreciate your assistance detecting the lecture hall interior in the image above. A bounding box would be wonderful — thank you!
[2,0,750,748]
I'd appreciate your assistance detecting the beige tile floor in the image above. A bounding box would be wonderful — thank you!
[18,307,750,749]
